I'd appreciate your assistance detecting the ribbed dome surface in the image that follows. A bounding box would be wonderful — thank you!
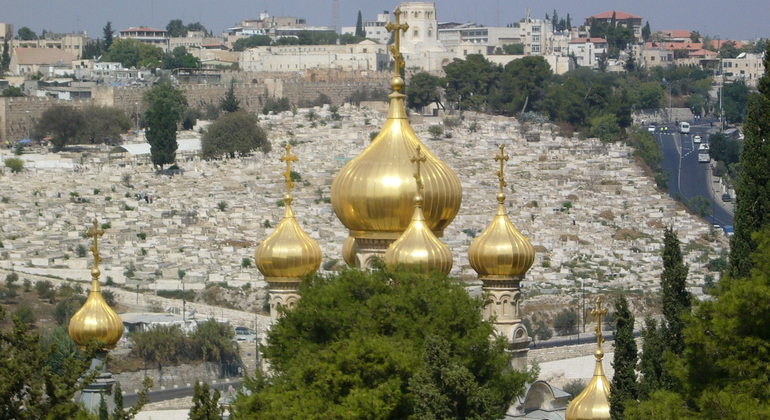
[342,235,357,266]
[68,269,123,348]
[469,202,535,278]
[384,196,453,275]
[256,200,322,282]
[566,349,611,420]
[331,90,462,239]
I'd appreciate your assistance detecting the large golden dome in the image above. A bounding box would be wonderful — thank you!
[469,145,534,279]
[68,221,123,348]
[383,146,453,275]
[255,196,322,282]
[331,78,461,240]
[256,145,321,283]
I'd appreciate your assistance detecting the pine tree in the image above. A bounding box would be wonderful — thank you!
[637,317,663,398]
[112,382,123,416]
[610,295,638,420]
[729,43,770,280]
[551,9,558,28]
[566,14,571,30]
[219,81,240,113]
[355,11,365,38]
[190,381,224,420]
[103,22,114,51]
[144,82,187,170]
[642,22,651,42]
[1,39,10,72]
[98,395,108,420]
[660,227,690,354]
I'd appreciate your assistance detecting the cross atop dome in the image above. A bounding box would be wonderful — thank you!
[385,7,409,80]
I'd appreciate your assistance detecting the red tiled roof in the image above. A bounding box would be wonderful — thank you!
[689,49,718,58]
[710,39,745,49]
[589,11,642,20]
[13,48,76,65]
[569,37,608,44]
[645,42,703,51]
[121,27,166,33]
[662,30,692,39]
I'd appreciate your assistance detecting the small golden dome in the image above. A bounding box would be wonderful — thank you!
[256,197,322,282]
[342,236,358,266]
[68,220,123,348]
[469,145,534,279]
[566,298,611,420]
[331,13,461,241]
[384,146,452,275]
[256,145,321,283]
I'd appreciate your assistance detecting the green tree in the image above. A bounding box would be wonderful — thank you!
[641,22,651,42]
[588,114,622,142]
[718,41,740,58]
[0,86,24,97]
[35,105,85,151]
[232,35,272,51]
[182,108,201,130]
[166,19,187,37]
[553,309,579,335]
[186,22,207,34]
[1,39,10,72]
[443,54,502,111]
[4,158,24,174]
[355,10,365,38]
[103,38,163,68]
[502,43,525,55]
[144,82,187,169]
[77,106,131,145]
[637,317,664,398]
[721,81,750,124]
[406,72,442,110]
[202,111,270,159]
[81,40,102,60]
[729,46,770,279]
[161,46,201,69]
[494,55,551,115]
[232,268,534,418]
[707,133,741,166]
[610,295,638,420]
[17,27,37,40]
[103,21,114,51]
[190,319,238,364]
[190,381,224,420]
[661,227,691,355]
[219,82,240,113]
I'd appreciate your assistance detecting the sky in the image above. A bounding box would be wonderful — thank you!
[1,0,768,41]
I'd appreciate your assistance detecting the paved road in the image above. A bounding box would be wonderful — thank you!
[123,378,241,406]
[655,121,734,227]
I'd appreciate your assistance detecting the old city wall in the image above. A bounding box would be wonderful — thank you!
[1,72,392,143]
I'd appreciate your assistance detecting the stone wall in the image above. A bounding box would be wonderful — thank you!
[0,96,90,144]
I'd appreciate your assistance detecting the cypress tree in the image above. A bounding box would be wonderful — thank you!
[637,317,663,398]
[355,11,365,38]
[566,14,571,30]
[103,22,114,51]
[610,295,638,420]
[1,39,10,72]
[660,227,690,354]
[189,381,223,420]
[220,81,241,113]
[642,22,651,42]
[729,44,770,280]
[98,395,108,420]
[144,82,187,170]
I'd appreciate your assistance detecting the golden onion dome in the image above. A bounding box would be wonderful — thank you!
[383,146,453,275]
[566,299,612,420]
[255,145,321,282]
[255,196,322,281]
[68,221,123,348]
[331,15,461,241]
[342,235,358,266]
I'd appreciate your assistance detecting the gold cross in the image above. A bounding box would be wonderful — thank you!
[411,145,427,195]
[280,144,298,195]
[385,7,409,77]
[495,144,509,194]
[86,219,105,267]
[591,296,608,348]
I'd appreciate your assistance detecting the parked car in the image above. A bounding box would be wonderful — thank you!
[722,193,732,202]
[647,124,656,132]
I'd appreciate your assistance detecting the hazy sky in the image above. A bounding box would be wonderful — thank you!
[1,0,767,41]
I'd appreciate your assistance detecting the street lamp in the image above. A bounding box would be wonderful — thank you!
[662,78,672,124]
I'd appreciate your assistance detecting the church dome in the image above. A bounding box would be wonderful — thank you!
[342,235,358,266]
[256,195,322,282]
[468,145,534,279]
[565,348,611,420]
[68,268,124,348]
[331,80,462,240]
[468,197,535,279]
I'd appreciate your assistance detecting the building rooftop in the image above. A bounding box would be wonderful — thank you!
[589,11,642,20]
[121,27,166,33]
[13,47,76,65]
[569,37,608,44]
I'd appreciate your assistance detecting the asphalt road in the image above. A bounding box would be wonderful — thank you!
[655,121,734,227]
[123,378,241,406]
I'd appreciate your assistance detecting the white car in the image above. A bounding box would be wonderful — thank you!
[699,143,709,151]
[647,125,656,132]
[694,135,702,143]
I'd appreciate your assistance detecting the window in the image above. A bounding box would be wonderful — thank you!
[533,26,541,33]
[533,35,540,42]
[414,29,419,37]
[428,30,432,37]
[532,45,540,53]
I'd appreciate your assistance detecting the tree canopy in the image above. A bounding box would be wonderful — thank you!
[144,82,187,169]
[201,111,270,159]
[232,268,534,419]
[406,72,442,111]
[17,27,37,40]
[161,46,201,69]
[232,35,272,51]
[103,38,163,69]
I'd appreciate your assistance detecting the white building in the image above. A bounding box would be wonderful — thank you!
[722,52,766,87]
[119,27,169,50]
[342,11,391,45]
[438,23,521,52]
[240,40,388,72]
[568,37,608,68]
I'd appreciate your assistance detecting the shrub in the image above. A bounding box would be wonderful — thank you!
[202,111,271,159]
[75,244,88,257]
[4,158,24,173]
[217,201,228,211]
[553,309,579,335]
[428,125,444,140]
[241,258,252,268]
